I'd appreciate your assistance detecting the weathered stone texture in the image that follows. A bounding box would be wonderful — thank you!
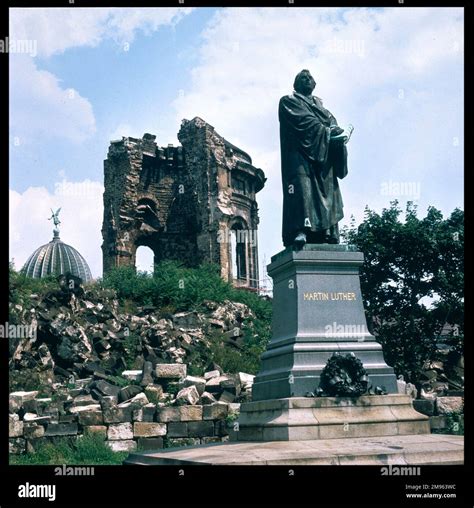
[102,117,266,289]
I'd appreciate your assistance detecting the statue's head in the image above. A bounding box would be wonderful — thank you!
[293,69,316,96]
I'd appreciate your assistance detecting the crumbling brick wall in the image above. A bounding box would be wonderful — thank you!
[102,117,266,289]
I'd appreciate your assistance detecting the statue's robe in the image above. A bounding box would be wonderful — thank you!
[278,91,348,246]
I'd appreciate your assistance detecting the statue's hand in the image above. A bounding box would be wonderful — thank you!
[330,125,344,136]
[330,132,348,142]
[331,124,354,144]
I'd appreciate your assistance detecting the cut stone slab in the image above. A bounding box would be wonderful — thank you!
[107,440,137,453]
[134,422,167,438]
[122,370,143,382]
[436,396,463,414]
[108,423,133,440]
[9,414,24,438]
[204,370,221,380]
[176,385,200,405]
[124,434,463,466]
[9,391,39,413]
[181,376,206,395]
[235,395,429,441]
[156,364,186,379]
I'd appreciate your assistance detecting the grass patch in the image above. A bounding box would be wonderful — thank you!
[10,434,128,465]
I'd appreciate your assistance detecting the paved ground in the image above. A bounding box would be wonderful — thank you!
[124,434,463,465]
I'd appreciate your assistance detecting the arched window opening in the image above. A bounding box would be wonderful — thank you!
[230,223,247,281]
[136,245,155,274]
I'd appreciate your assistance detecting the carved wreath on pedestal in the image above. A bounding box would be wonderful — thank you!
[318,352,370,397]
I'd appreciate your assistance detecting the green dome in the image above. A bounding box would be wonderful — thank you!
[22,230,92,282]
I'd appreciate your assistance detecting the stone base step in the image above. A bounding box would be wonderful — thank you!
[235,394,430,441]
[124,434,463,465]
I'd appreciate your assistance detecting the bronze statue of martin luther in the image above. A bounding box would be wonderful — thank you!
[279,69,353,247]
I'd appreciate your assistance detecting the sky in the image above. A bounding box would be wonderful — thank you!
[9,7,464,283]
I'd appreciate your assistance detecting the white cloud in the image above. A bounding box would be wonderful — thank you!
[9,179,104,278]
[10,56,96,144]
[9,7,194,57]
[172,7,464,274]
[9,7,194,144]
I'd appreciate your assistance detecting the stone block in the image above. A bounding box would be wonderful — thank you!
[167,422,188,438]
[201,437,223,444]
[78,409,103,426]
[436,396,463,415]
[72,394,96,407]
[166,437,200,448]
[203,402,228,420]
[188,421,214,438]
[133,422,167,438]
[108,423,133,440]
[119,385,142,403]
[214,420,229,437]
[200,391,217,405]
[122,370,143,382]
[23,399,38,413]
[44,423,78,437]
[9,437,26,454]
[181,376,206,395]
[106,440,137,452]
[69,404,102,414]
[429,416,447,430]
[144,384,164,403]
[413,399,435,416]
[140,361,154,386]
[219,391,235,403]
[9,414,24,437]
[9,391,39,413]
[220,377,240,396]
[133,403,156,422]
[176,385,200,405]
[94,380,121,397]
[83,425,107,439]
[180,405,203,421]
[204,370,221,380]
[119,393,149,409]
[156,406,181,423]
[155,364,186,379]
[103,406,132,423]
[238,372,255,390]
[23,423,45,439]
[205,376,228,393]
[137,437,164,451]
[23,413,52,425]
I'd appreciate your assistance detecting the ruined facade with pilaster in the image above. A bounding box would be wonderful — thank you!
[101,117,266,289]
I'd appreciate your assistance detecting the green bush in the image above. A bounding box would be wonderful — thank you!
[101,261,272,374]
[9,433,128,465]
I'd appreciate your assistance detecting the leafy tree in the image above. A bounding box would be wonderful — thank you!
[341,201,464,387]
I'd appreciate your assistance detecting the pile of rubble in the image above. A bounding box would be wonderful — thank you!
[9,364,254,454]
[8,279,261,455]
[418,350,464,397]
[9,281,256,392]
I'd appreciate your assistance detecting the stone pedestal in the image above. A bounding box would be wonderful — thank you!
[234,395,430,441]
[252,244,398,401]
